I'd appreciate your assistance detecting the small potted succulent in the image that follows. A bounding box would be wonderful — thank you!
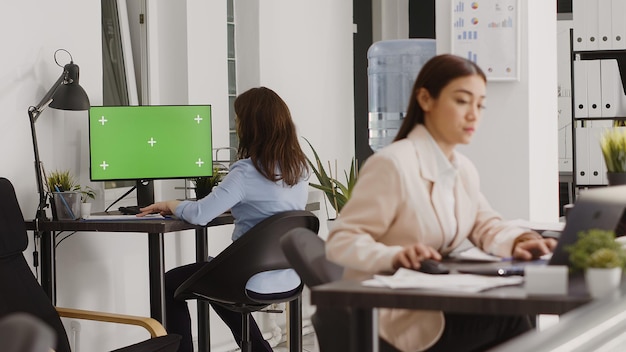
[565,228,626,298]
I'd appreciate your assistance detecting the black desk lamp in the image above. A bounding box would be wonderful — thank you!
[28,49,90,222]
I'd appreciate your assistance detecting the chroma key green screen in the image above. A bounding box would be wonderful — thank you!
[88,105,213,181]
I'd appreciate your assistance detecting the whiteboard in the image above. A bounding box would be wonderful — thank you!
[451,0,520,81]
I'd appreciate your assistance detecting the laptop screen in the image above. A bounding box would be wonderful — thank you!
[549,186,626,266]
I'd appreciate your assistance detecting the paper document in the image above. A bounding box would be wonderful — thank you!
[508,219,565,232]
[82,214,166,221]
[448,247,502,262]
[363,268,523,293]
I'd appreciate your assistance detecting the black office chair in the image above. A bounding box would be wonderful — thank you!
[279,227,349,352]
[174,210,320,352]
[0,177,181,352]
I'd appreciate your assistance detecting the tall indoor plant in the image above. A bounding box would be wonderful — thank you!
[303,137,358,220]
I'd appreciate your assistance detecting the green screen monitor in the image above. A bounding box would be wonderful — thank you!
[88,105,213,182]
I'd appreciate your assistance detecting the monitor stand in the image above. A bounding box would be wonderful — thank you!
[136,179,155,207]
[118,180,154,215]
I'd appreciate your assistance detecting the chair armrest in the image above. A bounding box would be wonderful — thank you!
[55,307,167,338]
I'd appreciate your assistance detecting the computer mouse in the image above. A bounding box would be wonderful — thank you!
[418,259,450,275]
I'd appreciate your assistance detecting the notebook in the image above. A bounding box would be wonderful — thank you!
[456,185,626,276]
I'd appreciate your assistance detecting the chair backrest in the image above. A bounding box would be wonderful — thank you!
[279,227,343,287]
[174,210,319,307]
[0,177,72,352]
[0,178,28,258]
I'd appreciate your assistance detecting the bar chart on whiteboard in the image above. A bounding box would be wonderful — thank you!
[451,0,519,81]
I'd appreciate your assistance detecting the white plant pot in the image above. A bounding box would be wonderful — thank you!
[80,203,92,219]
[585,267,622,299]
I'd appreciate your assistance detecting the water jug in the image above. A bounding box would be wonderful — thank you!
[367,39,436,151]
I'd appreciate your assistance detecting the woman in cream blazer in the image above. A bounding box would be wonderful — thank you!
[326,54,557,352]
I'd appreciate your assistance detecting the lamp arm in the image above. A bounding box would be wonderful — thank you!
[31,71,66,123]
[28,108,49,220]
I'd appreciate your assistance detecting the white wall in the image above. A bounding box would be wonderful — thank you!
[257,0,355,188]
[0,0,101,218]
[437,0,559,222]
[0,0,352,351]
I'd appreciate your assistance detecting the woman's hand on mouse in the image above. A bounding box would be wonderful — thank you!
[392,243,442,270]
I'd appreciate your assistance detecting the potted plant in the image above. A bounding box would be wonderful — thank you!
[600,127,626,185]
[46,170,94,220]
[565,228,626,298]
[192,166,225,200]
[303,137,358,221]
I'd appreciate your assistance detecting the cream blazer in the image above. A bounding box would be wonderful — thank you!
[326,125,529,352]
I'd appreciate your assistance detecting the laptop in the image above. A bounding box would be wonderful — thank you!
[456,185,626,276]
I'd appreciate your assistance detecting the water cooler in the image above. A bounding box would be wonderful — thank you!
[367,39,436,151]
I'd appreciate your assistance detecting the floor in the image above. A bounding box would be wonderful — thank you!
[228,315,558,352]
[272,331,318,352]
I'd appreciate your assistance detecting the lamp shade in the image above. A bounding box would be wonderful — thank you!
[49,62,90,111]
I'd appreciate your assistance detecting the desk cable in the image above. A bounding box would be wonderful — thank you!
[104,185,137,213]
[55,231,78,248]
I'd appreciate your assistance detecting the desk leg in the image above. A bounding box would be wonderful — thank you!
[148,232,166,326]
[39,230,56,304]
[350,308,378,352]
[196,228,211,352]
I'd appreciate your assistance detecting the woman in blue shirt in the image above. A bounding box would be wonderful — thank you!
[138,87,309,352]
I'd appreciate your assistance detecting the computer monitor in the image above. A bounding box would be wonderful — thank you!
[88,105,213,206]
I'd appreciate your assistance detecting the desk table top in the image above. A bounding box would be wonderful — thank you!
[25,202,319,234]
[24,212,234,233]
[311,273,593,316]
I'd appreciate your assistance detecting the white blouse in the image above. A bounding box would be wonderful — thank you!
[427,132,459,247]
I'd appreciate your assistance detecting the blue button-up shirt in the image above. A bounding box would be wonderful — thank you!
[175,158,309,293]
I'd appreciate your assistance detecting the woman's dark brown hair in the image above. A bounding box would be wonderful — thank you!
[234,86,308,186]
[394,54,487,141]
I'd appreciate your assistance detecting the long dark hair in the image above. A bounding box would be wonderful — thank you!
[234,87,308,185]
[394,54,486,141]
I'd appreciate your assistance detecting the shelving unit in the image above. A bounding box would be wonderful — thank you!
[570,27,626,198]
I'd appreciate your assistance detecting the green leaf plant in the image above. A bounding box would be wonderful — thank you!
[192,166,225,200]
[46,169,95,203]
[303,137,358,219]
[601,127,626,173]
[565,228,626,272]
